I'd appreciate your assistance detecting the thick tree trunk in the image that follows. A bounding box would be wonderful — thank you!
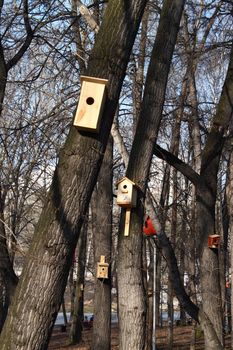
[167,110,181,349]
[117,1,185,349]
[91,137,113,350]
[69,221,87,344]
[0,1,148,349]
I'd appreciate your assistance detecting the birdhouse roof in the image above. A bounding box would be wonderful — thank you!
[116,177,135,186]
[80,75,108,85]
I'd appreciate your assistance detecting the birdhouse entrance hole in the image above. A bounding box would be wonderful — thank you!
[86,97,94,105]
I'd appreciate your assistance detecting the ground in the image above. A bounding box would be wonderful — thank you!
[48,324,231,349]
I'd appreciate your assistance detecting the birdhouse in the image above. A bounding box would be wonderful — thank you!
[143,216,157,237]
[208,234,220,249]
[73,75,108,132]
[116,177,137,208]
[116,177,139,236]
[97,255,109,279]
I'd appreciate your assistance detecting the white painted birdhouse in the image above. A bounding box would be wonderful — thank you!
[73,75,108,132]
[97,255,109,279]
[116,177,137,208]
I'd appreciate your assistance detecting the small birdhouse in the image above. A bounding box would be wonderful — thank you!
[116,177,139,237]
[73,75,108,132]
[116,177,137,208]
[143,216,157,237]
[97,255,109,279]
[208,234,220,249]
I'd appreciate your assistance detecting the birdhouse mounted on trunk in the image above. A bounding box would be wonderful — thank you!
[116,177,137,208]
[97,255,109,279]
[73,76,108,132]
[208,234,220,249]
[116,177,138,236]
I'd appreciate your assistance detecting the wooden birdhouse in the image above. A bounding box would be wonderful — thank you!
[73,75,108,132]
[116,177,138,236]
[97,255,109,279]
[208,234,220,249]
[116,177,137,208]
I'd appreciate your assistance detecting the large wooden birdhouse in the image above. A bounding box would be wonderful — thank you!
[73,76,108,132]
[208,234,220,249]
[97,255,109,280]
[116,177,137,208]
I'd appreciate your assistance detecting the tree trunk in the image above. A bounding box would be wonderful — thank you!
[0,1,148,349]
[91,137,113,350]
[117,1,185,349]
[69,220,87,344]
[167,105,181,349]
[167,168,178,350]
[144,241,154,350]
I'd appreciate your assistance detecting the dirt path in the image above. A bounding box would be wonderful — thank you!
[48,325,205,350]
[48,324,232,349]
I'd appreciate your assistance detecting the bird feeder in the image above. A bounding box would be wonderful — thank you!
[143,216,157,237]
[116,177,138,236]
[208,234,220,249]
[97,255,109,279]
[73,75,108,132]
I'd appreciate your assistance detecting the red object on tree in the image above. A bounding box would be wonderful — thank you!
[143,216,157,236]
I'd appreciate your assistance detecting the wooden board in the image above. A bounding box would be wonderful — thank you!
[124,208,131,236]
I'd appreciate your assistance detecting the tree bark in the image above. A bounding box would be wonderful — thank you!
[0,1,148,349]
[69,220,87,344]
[91,137,113,350]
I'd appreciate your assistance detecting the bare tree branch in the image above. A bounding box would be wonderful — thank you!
[6,0,33,71]
[154,144,203,188]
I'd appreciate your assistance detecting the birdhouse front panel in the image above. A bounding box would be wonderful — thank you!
[97,255,109,279]
[73,76,108,132]
[116,177,137,208]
